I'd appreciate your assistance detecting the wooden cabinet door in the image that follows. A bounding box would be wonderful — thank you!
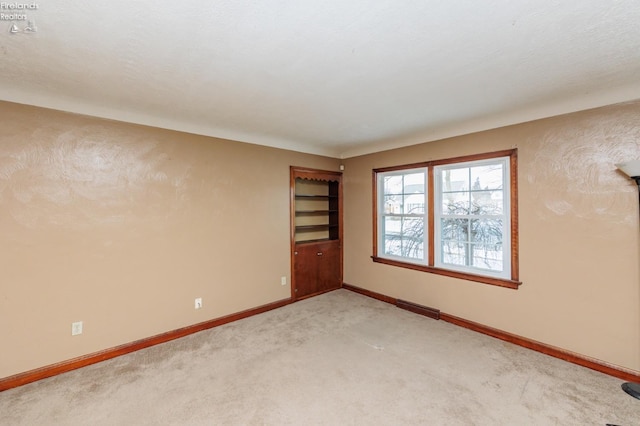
[316,240,341,293]
[294,240,341,299]
[294,243,319,298]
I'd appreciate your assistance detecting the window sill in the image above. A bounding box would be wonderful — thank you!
[371,256,521,289]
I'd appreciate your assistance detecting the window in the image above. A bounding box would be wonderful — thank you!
[373,150,520,289]
[378,168,428,262]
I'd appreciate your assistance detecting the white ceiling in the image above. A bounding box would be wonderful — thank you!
[1,1,639,158]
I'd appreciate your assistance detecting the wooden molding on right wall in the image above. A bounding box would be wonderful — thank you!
[342,283,640,383]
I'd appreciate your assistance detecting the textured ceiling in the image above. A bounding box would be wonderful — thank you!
[1,1,639,158]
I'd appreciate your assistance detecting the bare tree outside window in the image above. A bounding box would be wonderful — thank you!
[374,150,517,287]
[439,164,505,272]
[381,171,426,261]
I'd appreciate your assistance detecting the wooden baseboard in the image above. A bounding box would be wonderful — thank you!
[439,313,640,383]
[5,284,640,391]
[342,283,640,383]
[0,297,292,392]
[396,299,440,320]
[342,283,397,304]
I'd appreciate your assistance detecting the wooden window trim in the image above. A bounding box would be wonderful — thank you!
[372,149,521,289]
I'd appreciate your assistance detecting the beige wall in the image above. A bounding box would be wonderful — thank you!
[0,102,339,378]
[343,101,640,372]
[2,99,639,380]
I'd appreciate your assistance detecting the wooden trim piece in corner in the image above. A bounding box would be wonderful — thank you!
[342,284,440,320]
[342,283,397,305]
[396,299,440,320]
[0,298,292,392]
[509,149,519,281]
[440,313,640,383]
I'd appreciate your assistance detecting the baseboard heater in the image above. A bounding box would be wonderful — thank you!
[396,299,440,320]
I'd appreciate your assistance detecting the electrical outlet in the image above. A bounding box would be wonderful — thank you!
[195,297,202,309]
[281,276,287,286]
[71,321,83,336]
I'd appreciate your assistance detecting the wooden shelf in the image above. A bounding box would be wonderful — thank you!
[295,194,338,199]
[294,238,334,245]
[295,224,338,231]
[295,210,339,214]
[293,177,340,242]
[291,166,343,300]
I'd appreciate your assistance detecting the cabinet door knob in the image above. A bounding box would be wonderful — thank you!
[294,251,298,255]
[317,252,323,256]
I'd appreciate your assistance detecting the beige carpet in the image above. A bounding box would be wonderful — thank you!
[1,289,639,425]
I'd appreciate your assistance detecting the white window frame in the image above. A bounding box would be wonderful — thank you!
[377,168,428,265]
[434,157,511,279]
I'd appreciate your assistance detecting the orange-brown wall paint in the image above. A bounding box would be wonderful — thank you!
[343,100,640,372]
[0,101,339,378]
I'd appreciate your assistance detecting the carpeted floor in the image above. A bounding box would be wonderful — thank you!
[1,289,639,425]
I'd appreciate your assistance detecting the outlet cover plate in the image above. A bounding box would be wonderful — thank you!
[71,321,83,336]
